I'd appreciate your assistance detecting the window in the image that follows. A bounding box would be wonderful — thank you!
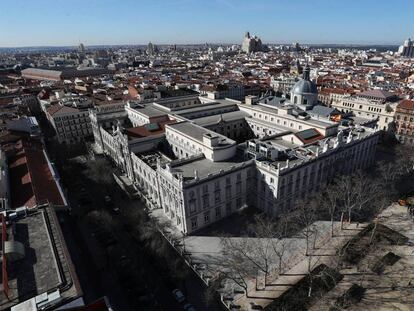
[202,194,210,208]
[191,217,198,229]
[236,183,241,194]
[215,181,220,189]
[226,202,232,215]
[204,211,210,224]
[189,191,196,213]
[215,190,221,203]
[226,186,232,199]
[215,206,221,218]
[236,198,241,209]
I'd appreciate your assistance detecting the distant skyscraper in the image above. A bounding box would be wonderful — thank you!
[241,31,268,54]
[398,38,414,58]
[292,42,301,52]
[78,43,86,54]
[146,42,158,56]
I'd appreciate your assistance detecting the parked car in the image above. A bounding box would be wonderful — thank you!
[104,195,112,205]
[105,195,120,214]
[111,206,120,214]
[172,289,185,303]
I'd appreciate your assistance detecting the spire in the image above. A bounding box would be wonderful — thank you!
[303,64,310,80]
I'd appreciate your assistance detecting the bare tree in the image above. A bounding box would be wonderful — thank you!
[221,236,272,289]
[248,213,291,276]
[204,273,225,306]
[335,174,358,223]
[293,198,321,256]
[208,248,256,298]
[378,160,400,185]
[320,186,341,237]
[86,157,114,192]
[138,217,172,257]
[395,145,414,175]
[86,209,113,228]
[353,171,382,219]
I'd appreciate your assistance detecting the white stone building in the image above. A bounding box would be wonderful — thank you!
[90,73,381,234]
[332,89,399,130]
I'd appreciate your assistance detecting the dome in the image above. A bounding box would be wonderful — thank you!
[292,79,317,95]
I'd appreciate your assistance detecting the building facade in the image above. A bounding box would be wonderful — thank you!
[241,31,267,53]
[46,105,92,144]
[332,89,399,130]
[90,82,380,234]
[398,38,414,58]
[395,99,414,144]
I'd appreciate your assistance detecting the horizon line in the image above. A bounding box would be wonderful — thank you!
[0,42,402,49]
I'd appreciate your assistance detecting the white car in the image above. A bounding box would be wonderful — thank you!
[172,289,185,303]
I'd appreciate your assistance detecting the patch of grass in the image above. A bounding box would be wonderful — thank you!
[331,284,365,310]
[265,264,343,311]
[371,252,401,275]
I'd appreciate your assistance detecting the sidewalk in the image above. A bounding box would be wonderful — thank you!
[228,222,367,309]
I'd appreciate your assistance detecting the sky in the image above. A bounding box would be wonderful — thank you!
[0,0,413,47]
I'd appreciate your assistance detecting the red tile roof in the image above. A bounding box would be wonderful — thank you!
[125,119,176,139]
[398,99,414,110]
[46,104,79,116]
[8,138,65,208]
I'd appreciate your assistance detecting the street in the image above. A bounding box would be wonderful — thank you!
[55,155,222,311]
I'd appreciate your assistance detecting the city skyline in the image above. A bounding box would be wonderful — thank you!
[1,0,414,47]
[2,2,414,310]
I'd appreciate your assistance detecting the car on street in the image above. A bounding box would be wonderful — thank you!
[104,195,112,205]
[172,289,185,303]
[105,195,120,214]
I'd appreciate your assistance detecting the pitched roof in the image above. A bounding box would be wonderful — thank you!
[8,138,65,208]
[310,105,341,118]
[46,104,79,116]
[398,99,414,110]
[125,119,176,139]
[358,89,395,100]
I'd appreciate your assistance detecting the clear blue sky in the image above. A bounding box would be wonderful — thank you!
[0,0,413,47]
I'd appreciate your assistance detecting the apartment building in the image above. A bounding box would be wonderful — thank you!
[395,99,414,144]
[46,104,92,144]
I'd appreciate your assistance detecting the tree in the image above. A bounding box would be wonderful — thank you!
[209,250,255,298]
[86,209,113,228]
[86,158,114,192]
[138,217,173,257]
[248,213,291,276]
[221,236,272,290]
[293,198,321,256]
[395,144,414,176]
[335,174,358,224]
[321,184,341,237]
[204,273,226,306]
[168,257,190,295]
[352,171,382,220]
